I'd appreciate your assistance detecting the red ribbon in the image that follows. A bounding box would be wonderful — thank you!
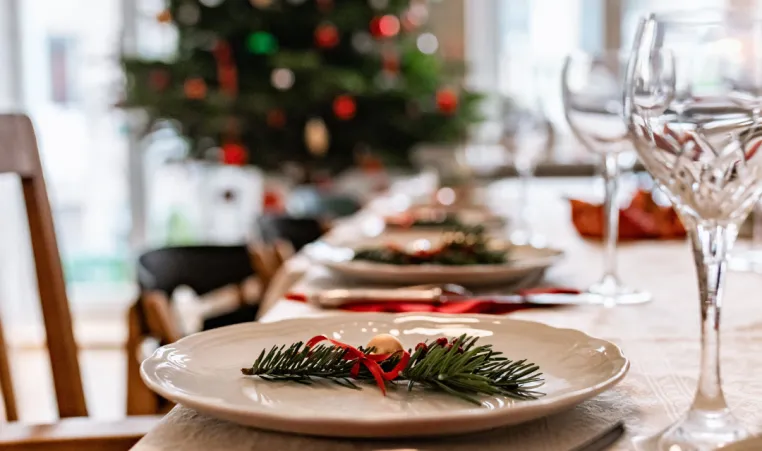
[305,334,410,395]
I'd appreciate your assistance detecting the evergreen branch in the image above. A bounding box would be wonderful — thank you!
[241,334,544,405]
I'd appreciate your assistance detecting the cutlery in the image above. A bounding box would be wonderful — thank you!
[569,421,626,451]
[306,286,594,308]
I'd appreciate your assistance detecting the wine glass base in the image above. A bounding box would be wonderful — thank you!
[586,275,652,306]
[632,409,750,451]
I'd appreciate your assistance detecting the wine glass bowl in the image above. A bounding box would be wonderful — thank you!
[625,9,762,450]
[562,51,632,154]
[629,52,762,227]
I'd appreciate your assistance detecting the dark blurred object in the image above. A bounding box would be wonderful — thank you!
[137,245,258,333]
[258,215,326,251]
[138,245,254,299]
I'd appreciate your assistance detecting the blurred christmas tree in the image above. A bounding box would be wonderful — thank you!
[121,0,482,177]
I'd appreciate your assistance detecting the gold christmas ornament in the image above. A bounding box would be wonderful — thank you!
[304,118,329,156]
[366,334,404,355]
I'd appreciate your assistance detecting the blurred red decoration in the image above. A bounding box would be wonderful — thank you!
[184,78,207,99]
[266,109,286,128]
[435,88,458,114]
[263,189,284,213]
[156,9,172,23]
[149,69,171,91]
[382,52,399,72]
[375,15,400,38]
[213,40,239,97]
[221,142,247,165]
[570,190,686,240]
[333,95,356,120]
[316,0,333,12]
[315,23,340,48]
[369,17,383,37]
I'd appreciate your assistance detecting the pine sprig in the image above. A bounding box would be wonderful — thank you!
[241,334,544,405]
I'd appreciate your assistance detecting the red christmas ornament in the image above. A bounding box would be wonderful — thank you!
[149,69,171,91]
[315,23,340,49]
[333,95,356,120]
[370,17,383,37]
[221,142,247,165]
[371,15,400,38]
[266,109,286,128]
[184,78,207,99]
[263,189,284,213]
[436,88,458,114]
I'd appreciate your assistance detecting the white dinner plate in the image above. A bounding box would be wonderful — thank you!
[305,231,564,286]
[141,313,629,438]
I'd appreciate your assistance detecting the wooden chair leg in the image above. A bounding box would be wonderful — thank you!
[125,304,158,416]
[141,292,182,345]
[0,313,18,421]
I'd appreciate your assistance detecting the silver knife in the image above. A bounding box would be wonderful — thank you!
[312,287,594,308]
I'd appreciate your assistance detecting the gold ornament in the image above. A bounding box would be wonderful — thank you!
[366,334,404,355]
[156,9,172,23]
[305,118,329,157]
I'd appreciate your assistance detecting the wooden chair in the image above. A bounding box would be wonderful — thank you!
[0,114,158,450]
[127,245,258,415]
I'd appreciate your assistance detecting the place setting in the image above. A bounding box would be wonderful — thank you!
[133,6,762,451]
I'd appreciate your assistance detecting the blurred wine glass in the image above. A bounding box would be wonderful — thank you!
[562,50,651,305]
[625,8,762,450]
[500,100,551,245]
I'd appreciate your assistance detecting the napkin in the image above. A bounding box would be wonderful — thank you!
[570,189,686,240]
[285,287,578,315]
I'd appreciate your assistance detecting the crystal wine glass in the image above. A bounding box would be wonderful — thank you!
[562,50,651,305]
[625,9,762,450]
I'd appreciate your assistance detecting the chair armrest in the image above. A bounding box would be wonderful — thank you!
[0,415,161,451]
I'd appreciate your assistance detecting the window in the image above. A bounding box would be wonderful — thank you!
[467,0,727,166]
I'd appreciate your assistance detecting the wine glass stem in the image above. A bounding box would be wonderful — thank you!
[689,223,734,413]
[602,154,620,281]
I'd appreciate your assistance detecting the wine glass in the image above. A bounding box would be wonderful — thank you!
[501,100,552,245]
[562,50,652,305]
[625,9,762,450]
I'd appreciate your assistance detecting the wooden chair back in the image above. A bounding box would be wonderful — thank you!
[0,114,87,420]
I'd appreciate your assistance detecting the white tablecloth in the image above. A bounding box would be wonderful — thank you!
[132,178,762,451]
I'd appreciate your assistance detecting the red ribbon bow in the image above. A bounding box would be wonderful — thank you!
[305,335,410,395]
